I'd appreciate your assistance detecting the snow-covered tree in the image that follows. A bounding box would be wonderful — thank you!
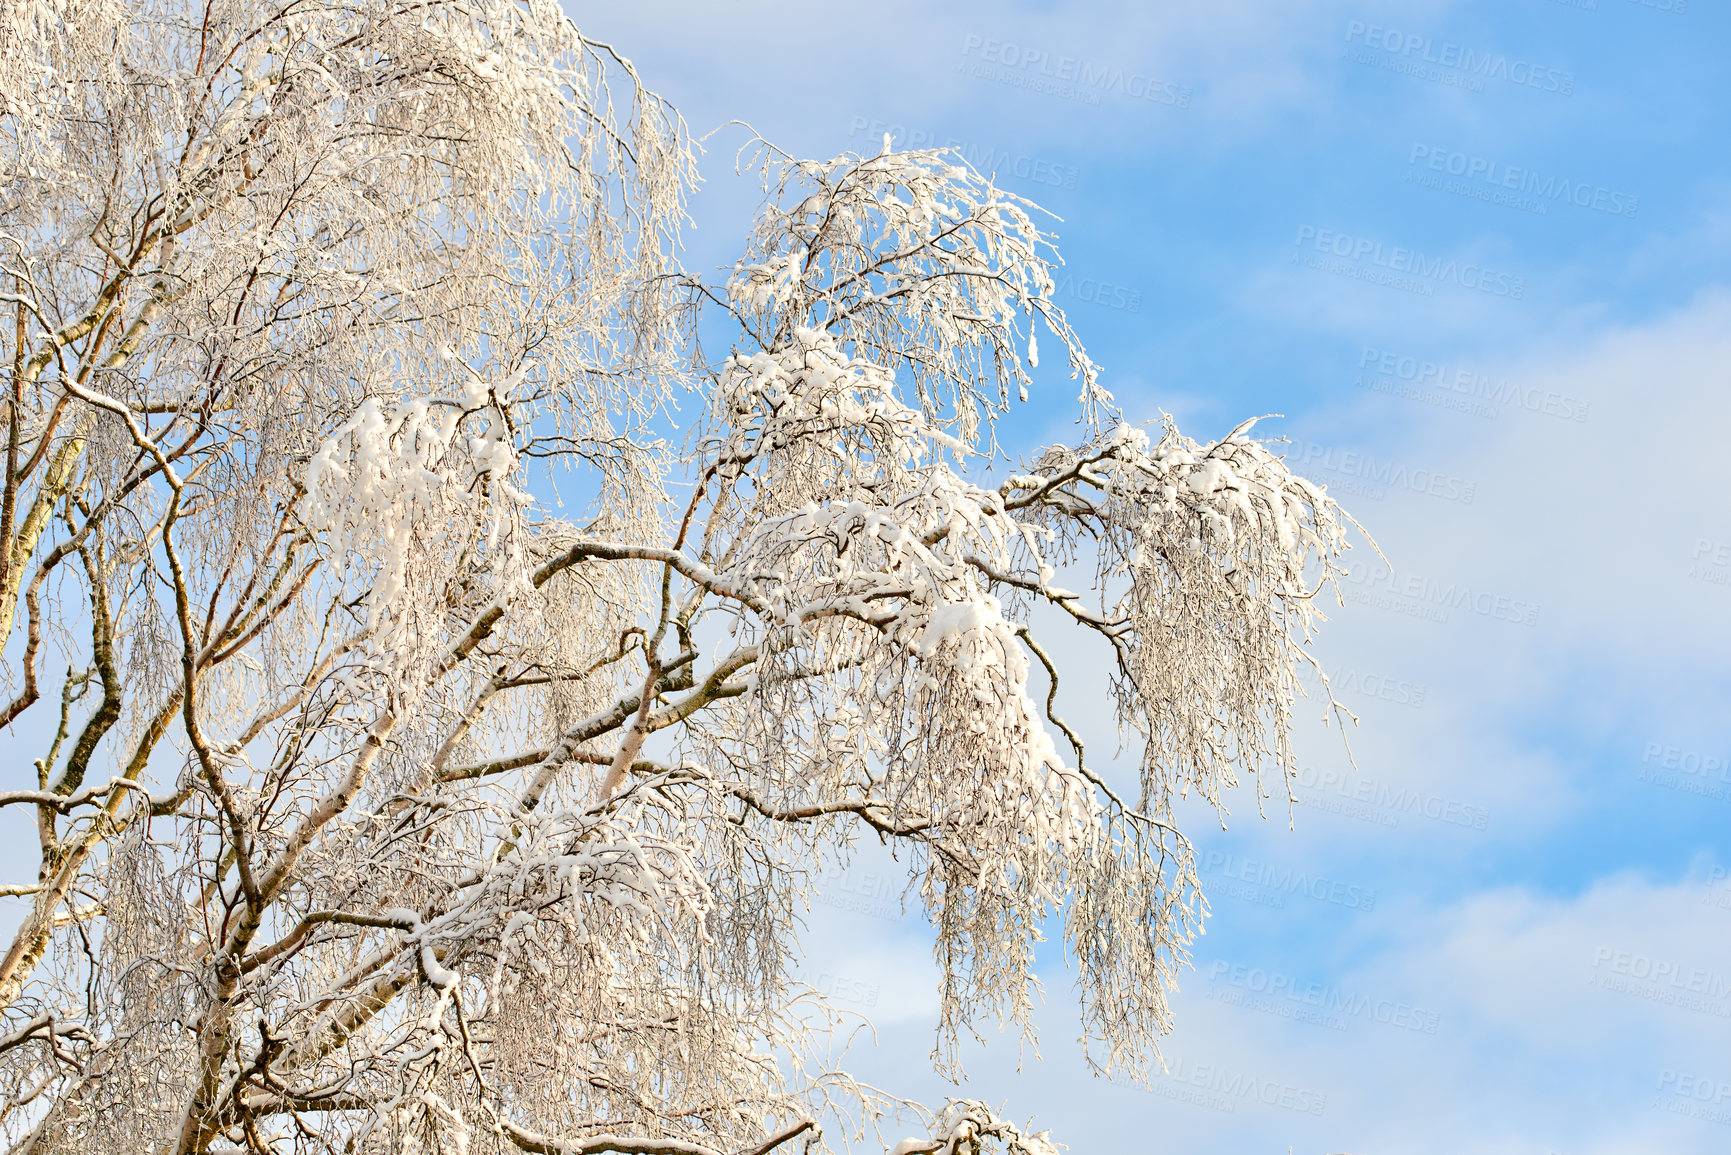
[0,2,1364,1152]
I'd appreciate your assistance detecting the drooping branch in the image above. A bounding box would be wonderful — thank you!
[0,14,1363,1153]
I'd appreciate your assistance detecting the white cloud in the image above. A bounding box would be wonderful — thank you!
[1340,290,1731,734]
[776,292,1731,1151]
[825,869,1731,1154]
[573,0,1381,156]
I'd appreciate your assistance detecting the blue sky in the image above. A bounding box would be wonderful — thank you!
[575,2,1731,1151]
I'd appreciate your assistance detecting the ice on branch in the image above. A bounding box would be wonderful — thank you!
[0,12,1367,1153]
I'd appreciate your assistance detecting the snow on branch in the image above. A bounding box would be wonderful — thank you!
[0,9,1367,1153]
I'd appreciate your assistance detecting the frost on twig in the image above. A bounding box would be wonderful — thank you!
[0,11,1364,1153]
